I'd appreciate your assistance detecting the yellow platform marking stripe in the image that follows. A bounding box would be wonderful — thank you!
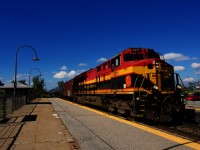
[65,100,200,149]
[186,107,200,111]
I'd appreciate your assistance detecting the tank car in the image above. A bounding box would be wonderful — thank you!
[63,48,185,123]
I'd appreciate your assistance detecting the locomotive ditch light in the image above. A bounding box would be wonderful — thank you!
[153,85,159,90]
[176,84,183,90]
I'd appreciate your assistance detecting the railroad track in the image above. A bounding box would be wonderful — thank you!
[163,122,200,142]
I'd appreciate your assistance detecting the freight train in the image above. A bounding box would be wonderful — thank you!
[63,48,185,123]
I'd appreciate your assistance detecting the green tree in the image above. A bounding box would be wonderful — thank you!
[57,81,64,88]
[32,75,45,98]
[18,80,27,85]
[0,80,4,86]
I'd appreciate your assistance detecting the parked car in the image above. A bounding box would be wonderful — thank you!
[185,92,200,101]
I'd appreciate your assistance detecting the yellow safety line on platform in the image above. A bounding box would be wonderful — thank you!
[186,106,200,111]
[65,100,200,149]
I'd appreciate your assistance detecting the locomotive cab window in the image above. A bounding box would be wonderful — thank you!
[103,61,110,70]
[146,50,160,59]
[97,66,101,72]
[124,54,144,61]
[111,55,121,68]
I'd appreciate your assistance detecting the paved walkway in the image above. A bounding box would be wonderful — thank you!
[0,98,78,150]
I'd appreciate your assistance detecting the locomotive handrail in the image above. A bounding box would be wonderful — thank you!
[138,76,146,100]
[175,73,185,88]
[139,76,145,89]
[153,97,161,103]
[133,75,146,102]
[133,75,139,90]
[157,51,165,61]
[162,95,173,104]
[133,75,139,108]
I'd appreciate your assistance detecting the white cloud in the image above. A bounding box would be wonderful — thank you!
[174,66,185,71]
[191,62,200,68]
[191,57,198,60]
[66,70,76,78]
[97,57,107,62]
[77,69,86,74]
[16,74,29,80]
[53,70,77,79]
[53,71,67,79]
[60,66,67,70]
[46,80,52,83]
[194,71,200,75]
[79,63,88,66]
[163,53,189,61]
[183,77,195,82]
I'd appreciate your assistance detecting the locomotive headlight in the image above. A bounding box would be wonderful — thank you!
[153,85,158,90]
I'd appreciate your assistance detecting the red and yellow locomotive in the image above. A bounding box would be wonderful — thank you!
[63,48,185,122]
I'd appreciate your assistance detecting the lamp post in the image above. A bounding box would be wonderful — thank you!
[196,68,200,80]
[14,45,39,99]
[29,67,42,86]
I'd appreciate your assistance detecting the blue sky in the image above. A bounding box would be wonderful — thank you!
[0,0,200,90]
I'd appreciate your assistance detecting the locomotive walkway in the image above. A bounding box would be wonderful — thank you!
[0,98,78,150]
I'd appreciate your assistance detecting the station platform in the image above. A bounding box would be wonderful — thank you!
[1,98,200,150]
[0,98,77,150]
[49,98,200,150]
